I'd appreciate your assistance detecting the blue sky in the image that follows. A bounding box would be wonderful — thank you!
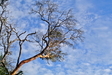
[7,0,112,75]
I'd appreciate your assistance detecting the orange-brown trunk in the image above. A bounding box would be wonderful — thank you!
[11,54,42,75]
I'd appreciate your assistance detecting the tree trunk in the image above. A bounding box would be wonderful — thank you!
[11,53,42,75]
[11,53,50,75]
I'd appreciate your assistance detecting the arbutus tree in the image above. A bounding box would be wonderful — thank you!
[0,0,83,75]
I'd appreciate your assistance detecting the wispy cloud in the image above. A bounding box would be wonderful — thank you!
[7,0,112,75]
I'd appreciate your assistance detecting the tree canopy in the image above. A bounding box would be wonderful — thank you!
[0,0,83,75]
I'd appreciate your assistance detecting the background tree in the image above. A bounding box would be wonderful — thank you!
[0,54,9,75]
[0,0,83,75]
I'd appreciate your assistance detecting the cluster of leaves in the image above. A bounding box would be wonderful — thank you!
[0,55,23,75]
[0,54,8,75]
[0,66,8,75]
[32,0,83,61]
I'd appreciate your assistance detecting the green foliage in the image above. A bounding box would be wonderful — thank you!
[49,29,63,39]
[0,54,24,75]
[0,66,8,75]
[0,54,9,75]
[49,52,66,62]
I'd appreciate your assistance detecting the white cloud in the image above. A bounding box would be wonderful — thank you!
[104,69,111,73]
[21,62,41,75]
[21,61,54,75]
[5,0,112,75]
[75,0,93,12]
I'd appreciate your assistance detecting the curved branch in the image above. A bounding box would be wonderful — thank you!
[11,53,50,75]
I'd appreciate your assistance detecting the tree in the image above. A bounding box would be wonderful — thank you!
[0,54,9,75]
[0,0,83,75]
